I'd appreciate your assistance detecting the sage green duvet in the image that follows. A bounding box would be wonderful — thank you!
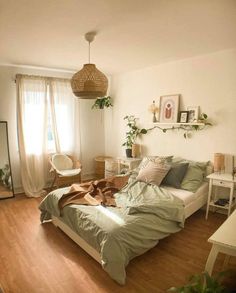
[39,178,185,285]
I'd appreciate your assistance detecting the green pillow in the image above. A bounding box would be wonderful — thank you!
[181,162,207,192]
[162,163,189,188]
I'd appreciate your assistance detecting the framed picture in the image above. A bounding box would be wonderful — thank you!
[187,106,199,123]
[178,111,189,123]
[159,94,180,123]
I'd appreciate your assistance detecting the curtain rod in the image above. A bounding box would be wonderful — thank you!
[14,74,71,83]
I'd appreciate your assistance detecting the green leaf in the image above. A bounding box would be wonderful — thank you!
[192,125,199,130]
[140,129,148,134]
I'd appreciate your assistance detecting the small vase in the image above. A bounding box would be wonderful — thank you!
[153,112,158,123]
[126,149,132,158]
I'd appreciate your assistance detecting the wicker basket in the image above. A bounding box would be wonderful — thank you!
[94,156,112,179]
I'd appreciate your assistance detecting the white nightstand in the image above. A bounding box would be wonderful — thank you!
[117,157,142,174]
[205,173,236,219]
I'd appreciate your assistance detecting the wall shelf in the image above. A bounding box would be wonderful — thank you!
[153,122,205,126]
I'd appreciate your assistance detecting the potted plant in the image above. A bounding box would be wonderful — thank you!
[122,115,148,158]
[168,271,234,293]
[91,96,113,109]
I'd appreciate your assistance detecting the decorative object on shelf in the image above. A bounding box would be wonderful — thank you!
[178,111,189,123]
[71,32,108,99]
[148,100,159,122]
[122,115,148,158]
[159,94,180,123]
[214,153,225,174]
[91,96,113,109]
[187,106,199,122]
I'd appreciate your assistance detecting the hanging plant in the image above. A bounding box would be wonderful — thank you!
[91,96,113,109]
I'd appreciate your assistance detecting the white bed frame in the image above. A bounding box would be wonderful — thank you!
[51,185,208,264]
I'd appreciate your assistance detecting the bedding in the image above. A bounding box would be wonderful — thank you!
[39,177,185,285]
[58,176,129,211]
[163,182,208,206]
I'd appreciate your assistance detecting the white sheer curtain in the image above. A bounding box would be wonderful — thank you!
[17,76,48,197]
[16,75,80,197]
[50,79,80,157]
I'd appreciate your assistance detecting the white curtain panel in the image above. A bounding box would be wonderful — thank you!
[17,75,48,197]
[50,79,81,158]
[16,75,81,197]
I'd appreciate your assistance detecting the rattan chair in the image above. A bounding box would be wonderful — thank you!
[49,154,82,189]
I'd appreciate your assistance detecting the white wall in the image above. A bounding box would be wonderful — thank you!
[0,65,105,192]
[105,49,236,171]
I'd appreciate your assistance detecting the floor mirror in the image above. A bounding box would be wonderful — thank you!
[0,121,14,199]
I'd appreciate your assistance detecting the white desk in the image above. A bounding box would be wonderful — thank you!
[205,209,236,275]
[117,157,142,174]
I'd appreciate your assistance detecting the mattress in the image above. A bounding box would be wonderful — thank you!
[161,182,208,206]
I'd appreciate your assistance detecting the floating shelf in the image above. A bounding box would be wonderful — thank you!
[153,122,205,126]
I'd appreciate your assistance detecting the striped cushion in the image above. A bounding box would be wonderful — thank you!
[136,161,170,186]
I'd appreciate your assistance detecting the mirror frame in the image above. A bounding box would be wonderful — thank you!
[0,121,15,199]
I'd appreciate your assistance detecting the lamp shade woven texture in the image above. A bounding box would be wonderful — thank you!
[71,64,108,98]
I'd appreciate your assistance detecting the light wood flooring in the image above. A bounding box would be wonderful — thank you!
[0,195,235,293]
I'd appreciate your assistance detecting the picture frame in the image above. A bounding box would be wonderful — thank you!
[159,94,180,123]
[187,106,199,123]
[178,111,189,123]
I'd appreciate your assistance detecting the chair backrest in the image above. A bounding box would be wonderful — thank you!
[51,154,73,171]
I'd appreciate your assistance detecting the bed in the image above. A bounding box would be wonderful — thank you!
[39,158,209,285]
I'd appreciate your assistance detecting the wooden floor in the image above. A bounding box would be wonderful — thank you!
[0,195,235,293]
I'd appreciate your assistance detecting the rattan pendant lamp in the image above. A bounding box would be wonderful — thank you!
[71,32,108,99]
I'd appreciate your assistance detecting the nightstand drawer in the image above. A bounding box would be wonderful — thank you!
[212,179,232,188]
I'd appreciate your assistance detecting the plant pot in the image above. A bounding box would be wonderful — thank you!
[132,144,140,158]
[125,149,132,158]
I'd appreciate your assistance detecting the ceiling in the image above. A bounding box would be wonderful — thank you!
[0,0,236,75]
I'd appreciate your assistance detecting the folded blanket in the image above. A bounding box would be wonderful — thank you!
[58,175,129,213]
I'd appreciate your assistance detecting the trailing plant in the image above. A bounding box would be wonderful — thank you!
[122,115,148,149]
[122,112,212,149]
[168,271,231,293]
[91,96,113,109]
[148,112,212,138]
[183,113,212,138]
